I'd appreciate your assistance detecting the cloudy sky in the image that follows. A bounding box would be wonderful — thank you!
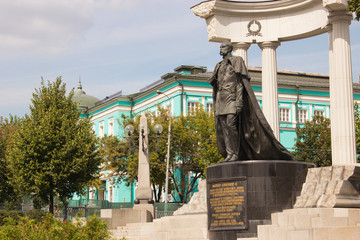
[1,0,360,118]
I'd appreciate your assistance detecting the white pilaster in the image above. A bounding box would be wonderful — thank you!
[233,42,251,67]
[171,97,174,116]
[328,11,356,165]
[259,41,280,140]
[292,102,297,128]
[183,95,187,116]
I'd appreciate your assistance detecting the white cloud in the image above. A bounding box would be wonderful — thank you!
[0,0,145,58]
[94,0,144,12]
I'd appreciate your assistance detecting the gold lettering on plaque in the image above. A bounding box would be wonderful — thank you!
[209,181,246,228]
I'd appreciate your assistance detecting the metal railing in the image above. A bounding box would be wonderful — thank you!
[3,200,185,220]
[0,203,33,211]
[154,202,184,218]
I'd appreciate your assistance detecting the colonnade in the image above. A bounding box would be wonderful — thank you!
[232,12,355,164]
[233,41,281,141]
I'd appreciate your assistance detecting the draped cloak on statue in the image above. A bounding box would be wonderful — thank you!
[208,56,293,161]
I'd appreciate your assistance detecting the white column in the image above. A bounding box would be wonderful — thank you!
[233,42,251,67]
[328,11,356,165]
[259,41,280,140]
[183,95,187,116]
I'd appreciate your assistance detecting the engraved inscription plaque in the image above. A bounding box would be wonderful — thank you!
[208,178,247,231]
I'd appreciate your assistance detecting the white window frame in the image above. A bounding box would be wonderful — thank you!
[206,103,213,114]
[280,108,290,122]
[314,110,325,117]
[188,102,199,115]
[108,118,114,136]
[314,110,325,123]
[297,109,308,123]
[99,121,104,138]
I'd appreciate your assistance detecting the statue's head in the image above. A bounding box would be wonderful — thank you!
[220,40,233,57]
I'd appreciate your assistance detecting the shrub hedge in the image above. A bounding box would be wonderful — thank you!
[0,213,113,240]
[0,209,47,226]
[0,210,24,226]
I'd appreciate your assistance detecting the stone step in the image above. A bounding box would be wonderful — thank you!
[112,232,129,239]
[167,228,208,240]
[166,237,208,240]
[126,237,150,240]
[157,214,207,230]
[146,231,167,240]
[111,213,208,240]
[312,216,349,228]
[287,230,311,240]
[258,208,360,240]
[312,226,360,240]
[123,222,144,229]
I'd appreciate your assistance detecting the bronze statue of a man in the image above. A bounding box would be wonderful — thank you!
[209,41,293,162]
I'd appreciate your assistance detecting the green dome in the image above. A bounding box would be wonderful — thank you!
[72,81,99,109]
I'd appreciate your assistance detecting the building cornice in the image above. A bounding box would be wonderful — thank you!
[84,66,360,117]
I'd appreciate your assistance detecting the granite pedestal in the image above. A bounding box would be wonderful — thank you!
[206,160,314,240]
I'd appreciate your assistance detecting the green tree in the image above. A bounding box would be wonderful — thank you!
[348,0,360,21]
[0,115,22,207]
[293,103,360,166]
[100,106,222,203]
[170,107,221,202]
[7,78,102,214]
[292,115,332,167]
[100,107,169,202]
[354,102,360,161]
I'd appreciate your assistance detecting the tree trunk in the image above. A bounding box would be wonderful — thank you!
[63,204,68,221]
[49,194,54,214]
[152,184,159,202]
[157,184,163,202]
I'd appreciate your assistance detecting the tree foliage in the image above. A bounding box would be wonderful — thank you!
[348,0,360,21]
[6,78,102,213]
[355,102,360,161]
[0,214,111,240]
[0,116,22,206]
[170,107,221,202]
[292,115,332,167]
[293,103,360,166]
[100,107,169,202]
[100,106,222,203]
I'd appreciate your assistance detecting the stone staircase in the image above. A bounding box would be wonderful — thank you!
[256,208,360,240]
[110,214,208,240]
[110,207,360,240]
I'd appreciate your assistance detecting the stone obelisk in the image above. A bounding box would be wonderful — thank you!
[133,115,154,218]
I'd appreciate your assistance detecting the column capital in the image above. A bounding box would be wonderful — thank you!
[328,10,353,25]
[233,42,251,50]
[258,41,280,50]
[325,24,333,32]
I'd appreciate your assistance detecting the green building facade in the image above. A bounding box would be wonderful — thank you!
[72,65,360,203]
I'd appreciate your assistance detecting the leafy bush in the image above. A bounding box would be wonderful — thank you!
[0,214,112,240]
[0,209,48,226]
[0,210,24,226]
[25,209,47,222]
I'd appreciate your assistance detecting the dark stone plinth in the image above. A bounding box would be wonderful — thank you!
[207,160,314,240]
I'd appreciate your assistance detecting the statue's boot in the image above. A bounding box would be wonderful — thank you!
[227,154,239,162]
[221,154,233,162]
